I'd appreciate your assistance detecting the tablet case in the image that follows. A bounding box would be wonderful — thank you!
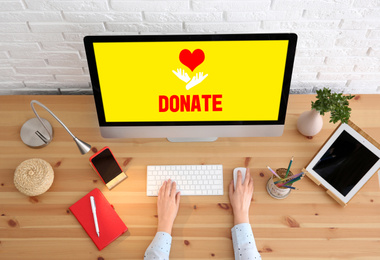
[304,120,380,207]
[69,188,128,250]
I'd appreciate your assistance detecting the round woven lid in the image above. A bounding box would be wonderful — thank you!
[14,158,54,196]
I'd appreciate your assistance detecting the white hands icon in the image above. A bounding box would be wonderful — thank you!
[172,68,208,90]
[172,68,191,83]
[186,72,208,90]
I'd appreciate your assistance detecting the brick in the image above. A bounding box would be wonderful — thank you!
[0,1,25,11]
[297,30,341,39]
[329,86,355,94]
[291,80,348,90]
[293,57,325,66]
[63,12,142,23]
[303,9,365,20]
[63,32,91,42]
[0,51,8,59]
[64,32,136,44]
[294,65,355,74]
[105,22,183,33]
[341,20,380,30]
[320,79,348,91]
[367,47,380,57]
[354,64,380,73]
[0,82,25,89]
[226,11,303,22]
[262,21,340,31]
[0,33,64,42]
[9,51,80,60]
[144,12,223,23]
[185,22,260,33]
[0,59,46,67]
[367,30,380,39]
[336,38,380,49]
[1,88,60,95]
[292,72,318,81]
[59,88,93,95]
[47,59,87,68]
[15,67,83,75]
[40,42,84,52]
[360,9,380,19]
[325,57,379,67]
[192,1,270,12]
[289,86,314,94]
[24,0,109,12]
[297,36,335,49]
[353,0,380,8]
[296,48,368,57]
[0,23,29,33]
[78,51,87,60]
[317,72,380,81]
[350,88,380,94]
[0,68,15,76]
[334,30,374,48]
[304,8,380,20]
[24,82,90,89]
[29,23,105,33]
[0,11,63,22]
[0,75,54,82]
[110,1,190,12]
[287,31,340,49]
[0,43,41,52]
[55,75,90,82]
[272,0,351,10]
[347,80,380,91]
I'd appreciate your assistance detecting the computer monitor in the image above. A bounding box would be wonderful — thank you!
[84,33,297,142]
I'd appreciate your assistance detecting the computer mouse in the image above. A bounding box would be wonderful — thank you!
[233,167,247,190]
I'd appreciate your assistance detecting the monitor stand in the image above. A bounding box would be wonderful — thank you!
[167,137,218,142]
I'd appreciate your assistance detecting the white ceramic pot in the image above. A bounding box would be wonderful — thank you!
[297,109,323,137]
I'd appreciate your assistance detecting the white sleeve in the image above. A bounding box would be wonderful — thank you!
[144,232,172,260]
[231,223,261,260]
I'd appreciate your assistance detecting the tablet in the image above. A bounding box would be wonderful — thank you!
[305,121,380,206]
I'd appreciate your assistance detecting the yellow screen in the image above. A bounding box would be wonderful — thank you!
[93,40,289,122]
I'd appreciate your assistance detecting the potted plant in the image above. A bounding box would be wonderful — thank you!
[297,88,355,137]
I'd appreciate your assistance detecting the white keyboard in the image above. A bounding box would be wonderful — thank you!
[147,165,223,196]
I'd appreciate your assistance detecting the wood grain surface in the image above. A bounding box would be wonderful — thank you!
[0,94,379,260]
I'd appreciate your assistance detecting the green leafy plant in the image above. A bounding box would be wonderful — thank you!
[311,88,355,124]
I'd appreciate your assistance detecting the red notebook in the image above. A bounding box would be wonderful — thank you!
[70,188,128,250]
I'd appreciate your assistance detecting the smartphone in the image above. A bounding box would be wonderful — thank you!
[89,146,127,190]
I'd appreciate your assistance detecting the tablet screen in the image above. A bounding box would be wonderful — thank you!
[312,130,379,196]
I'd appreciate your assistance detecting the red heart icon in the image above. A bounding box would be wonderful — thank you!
[179,49,205,72]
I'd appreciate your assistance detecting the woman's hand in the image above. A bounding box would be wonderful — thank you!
[228,168,254,226]
[157,179,181,235]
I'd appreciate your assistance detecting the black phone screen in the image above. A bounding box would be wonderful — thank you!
[91,148,122,183]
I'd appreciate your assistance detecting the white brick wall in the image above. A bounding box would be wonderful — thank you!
[0,0,379,95]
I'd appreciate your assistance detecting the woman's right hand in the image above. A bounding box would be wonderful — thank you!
[157,179,181,234]
[228,168,254,225]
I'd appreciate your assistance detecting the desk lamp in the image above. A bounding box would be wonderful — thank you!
[20,100,91,154]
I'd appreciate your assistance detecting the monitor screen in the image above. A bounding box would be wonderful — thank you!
[84,34,297,141]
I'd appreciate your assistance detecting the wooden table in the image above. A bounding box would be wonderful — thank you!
[1,95,380,260]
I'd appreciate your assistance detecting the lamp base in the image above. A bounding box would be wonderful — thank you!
[20,118,53,148]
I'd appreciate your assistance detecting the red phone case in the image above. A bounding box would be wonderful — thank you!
[89,146,123,185]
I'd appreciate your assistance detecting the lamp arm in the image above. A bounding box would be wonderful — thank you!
[31,100,76,139]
